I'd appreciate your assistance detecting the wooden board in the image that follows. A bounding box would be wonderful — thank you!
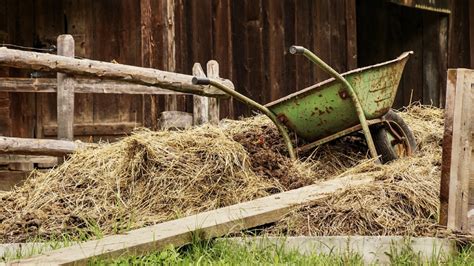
[0,155,57,164]
[42,122,138,137]
[0,78,190,95]
[56,35,75,142]
[12,173,375,265]
[440,69,474,232]
[0,136,90,156]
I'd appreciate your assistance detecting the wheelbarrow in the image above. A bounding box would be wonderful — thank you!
[192,46,416,163]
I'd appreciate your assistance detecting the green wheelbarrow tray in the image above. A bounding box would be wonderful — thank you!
[266,50,413,154]
[192,46,414,162]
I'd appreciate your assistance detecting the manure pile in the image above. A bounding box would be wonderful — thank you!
[0,106,444,242]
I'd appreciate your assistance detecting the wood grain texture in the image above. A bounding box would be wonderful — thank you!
[56,35,75,141]
[192,63,209,125]
[0,47,231,97]
[43,122,138,137]
[0,78,191,95]
[0,136,90,156]
[442,69,474,232]
[207,60,220,124]
[12,173,375,265]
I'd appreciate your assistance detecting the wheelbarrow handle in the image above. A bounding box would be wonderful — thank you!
[289,45,305,55]
[191,75,296,160]
[192,77,211,86]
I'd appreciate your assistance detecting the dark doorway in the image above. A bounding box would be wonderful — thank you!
[356,0,448,108]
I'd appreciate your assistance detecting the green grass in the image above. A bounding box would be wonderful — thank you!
[96,238,364,266]
[3,235,474,265]
[93,238,474,266]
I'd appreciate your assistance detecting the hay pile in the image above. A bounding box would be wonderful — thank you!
[0,105,444,242]
[266,105,445,237]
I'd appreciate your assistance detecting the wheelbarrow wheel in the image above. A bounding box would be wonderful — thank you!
[371,109,417,163]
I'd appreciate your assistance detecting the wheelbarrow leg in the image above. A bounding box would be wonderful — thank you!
[192,77,297,160]
[290,46,379,161]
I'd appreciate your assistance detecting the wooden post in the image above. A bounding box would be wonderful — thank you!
[441,69,474,232]
[207,60,220,124]
[57,35,75,141]
[192,63,209,125]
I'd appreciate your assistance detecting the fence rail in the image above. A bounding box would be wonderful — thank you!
[0,34,232,169]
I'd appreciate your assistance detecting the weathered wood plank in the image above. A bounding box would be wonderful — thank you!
[0,47,233,97]
[213,0,234,118]
[263,0,285,101]
[0,136,90,156]
[0,78,190,95]
[164,0,178,111]
[12,174,375,265]
[56,35,75,142]
[207,60,220,124]
[345,0,357,70]
[192,63,209,125]
[43,122,138,137]
[442,69,474,232]
[0,154,57,164]
[158,111,193,130]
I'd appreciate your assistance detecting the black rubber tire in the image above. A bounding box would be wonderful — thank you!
[371,109,417,163]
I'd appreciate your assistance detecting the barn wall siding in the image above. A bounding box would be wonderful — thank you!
[0,0,471,140]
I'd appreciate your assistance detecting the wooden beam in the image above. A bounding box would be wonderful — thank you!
[12,174,375,265]
[0,47,233,98]
[192,63,209,125]
[441,69,474,232]
[0,154,57,164]
[57,35,75,142]
[0,77,190,95]
[0,136,90,156]
[43,122,138,137]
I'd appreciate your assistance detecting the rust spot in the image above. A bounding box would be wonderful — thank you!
[276,114,296,130]
[338,89,349,99]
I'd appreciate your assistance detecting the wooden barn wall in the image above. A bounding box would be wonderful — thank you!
[0,0,357,139]
[0,0,472,141]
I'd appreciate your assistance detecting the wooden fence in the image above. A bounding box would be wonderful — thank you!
[0,34,231,169]
[440,68,474,232]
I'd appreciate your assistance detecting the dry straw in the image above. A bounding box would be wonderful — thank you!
[0,105,445,242]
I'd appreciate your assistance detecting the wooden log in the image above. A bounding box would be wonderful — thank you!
[0,77,190,95]
[0,136,89,156]
[12,173,375,265]
[57,35,75,142]
[207,60,220,124]
[0,47,233,98]
[192,63,209,125]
